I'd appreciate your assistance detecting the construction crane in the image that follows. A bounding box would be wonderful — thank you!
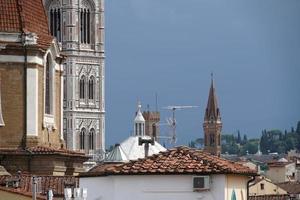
[159,105,198,144]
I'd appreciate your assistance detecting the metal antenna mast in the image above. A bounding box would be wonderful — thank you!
[161,105,198,144]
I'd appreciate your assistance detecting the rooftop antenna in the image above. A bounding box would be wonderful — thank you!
[161,105,199,144]
[155,92,158,112]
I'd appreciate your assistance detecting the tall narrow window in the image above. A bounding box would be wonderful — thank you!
[79,76,85,99]
[80,8,91,44]
[0,78,4,127]
[89,129,95,150]
[88,76,94,100]
[49,8,61,42]
[45,56,52,114]
[80,128,86,150]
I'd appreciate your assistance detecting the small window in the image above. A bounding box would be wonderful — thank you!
[49,8,62,42]
[231,190,237,200]
[80,8,90,44]
[260,183,264,190]
[45,55,53,115]
[88,128,95,150]
[0,79,4,127]
[88,76,95,100]
[80,128,86,150]
[79,76,85,99]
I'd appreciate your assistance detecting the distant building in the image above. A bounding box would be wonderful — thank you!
[203,75,222,156]
[80,146,257,200]
[266,161,296,183]
[143,111,160,141]
[0,0,87,175]
[249,176,287,196]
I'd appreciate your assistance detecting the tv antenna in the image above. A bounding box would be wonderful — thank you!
[159,105,198,144]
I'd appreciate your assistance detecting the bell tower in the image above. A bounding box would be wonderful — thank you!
[43,0,105,153]
[203,74,222,156]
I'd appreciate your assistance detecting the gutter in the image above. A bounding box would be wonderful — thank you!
[247,175,256,199]
[16,0,27,149]
[22,39,27,149]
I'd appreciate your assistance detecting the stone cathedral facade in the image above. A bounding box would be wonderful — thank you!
[43,0,105,154]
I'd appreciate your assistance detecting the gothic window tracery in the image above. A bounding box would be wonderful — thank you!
[89,128,95,150]
[49,7,62,42]
[88,76,95,100]
[80,8,91,44]
[79,75,85,99]
[80,128,86,150]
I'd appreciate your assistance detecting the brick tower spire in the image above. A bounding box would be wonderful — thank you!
[203,74,222,156]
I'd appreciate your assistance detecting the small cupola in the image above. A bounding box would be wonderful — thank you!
[134,102,145,136]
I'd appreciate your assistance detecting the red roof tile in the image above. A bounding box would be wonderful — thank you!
[277,182,300,194]
[249,195,290,200]
[83,146,257,177]
[0,146,86,157]
[0,174,79,199]
[0,0,53,49]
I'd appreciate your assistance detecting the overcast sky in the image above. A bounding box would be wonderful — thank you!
[104,0,300,148]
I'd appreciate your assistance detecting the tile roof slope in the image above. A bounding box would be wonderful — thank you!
[0,0,53,49]
[249,195,290,200]
[84,146,257,176]
[277,182,300,194]
[0,175,79,199]
[0,146,86,157]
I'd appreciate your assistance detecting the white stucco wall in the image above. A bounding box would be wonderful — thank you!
[80,174,230,200]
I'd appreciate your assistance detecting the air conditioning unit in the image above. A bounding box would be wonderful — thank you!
[193,176,210,191]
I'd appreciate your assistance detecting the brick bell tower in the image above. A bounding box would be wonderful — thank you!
[203,74,222,156]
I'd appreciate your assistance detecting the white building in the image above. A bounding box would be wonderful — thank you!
[43,0,105,153]
[80,146,256,200]
[105,103,166,162]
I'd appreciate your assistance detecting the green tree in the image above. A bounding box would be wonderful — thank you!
[296,121,300,133]
[237,131,241,144]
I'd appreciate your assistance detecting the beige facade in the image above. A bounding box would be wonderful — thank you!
[0,46,64,149]
[226,175,249,200]
[249,177,287,196]
[266,162,296,183]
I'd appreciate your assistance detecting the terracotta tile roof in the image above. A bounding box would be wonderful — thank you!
[0,146,86,157]
[82,146,257,177]
[277,182,300,194]
[0,0,54,50]
[0,174,79,199]
[249,195,290,200]
[268,161,294,167]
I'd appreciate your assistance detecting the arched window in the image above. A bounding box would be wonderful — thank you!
[210,134,215,146]
[49,8,62,42]
[80,128,86,150]
[45,55,53,114]
[88,128,95,150]
[88,76,94,100]
[231,190,237,200]
[80,8,90,44]
[79,75,85,99]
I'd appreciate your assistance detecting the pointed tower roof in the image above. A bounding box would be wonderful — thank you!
[134,102,145,123]
[204,74,221,122]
